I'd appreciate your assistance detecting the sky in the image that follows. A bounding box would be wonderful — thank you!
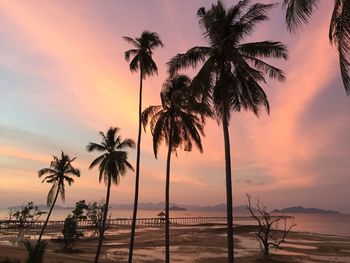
[0,0,349,213]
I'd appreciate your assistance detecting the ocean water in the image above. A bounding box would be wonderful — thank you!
[1,209,349,236]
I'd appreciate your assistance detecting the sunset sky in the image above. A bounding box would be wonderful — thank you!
[0,0,349,213]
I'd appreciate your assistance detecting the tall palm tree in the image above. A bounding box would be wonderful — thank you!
[283,0,350,94]
[168,1,288,262]
[87,127,135,263]
[123,30,163,263]
[37,151,80,243]
[142,74,210,263]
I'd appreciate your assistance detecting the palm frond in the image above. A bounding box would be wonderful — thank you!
[240,3,275,25]
[167,46,212,76]
[283,0,319,32]
[226,0,250,21]
[40,174,55,183]
[244,56,286,81]
[142,56,158,78]
[65,167,80,177]
[122,36,140,48]
[38,168,56,178]
[59,183,65,202]
[124,159,135,173]
[329,0,350,94]
[178,111,204,153]
[338,42,350,95]
[152,113,167,158]
[124,49,138,62]
[141,105,162,131]
[129,55,140,72]
[89,154,107,170]
[117,138,136,149]
[47,183,58,206]
[86,142,106,152]
[238,41,288,60]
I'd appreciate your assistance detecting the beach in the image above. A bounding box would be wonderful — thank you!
[1,223,350,262]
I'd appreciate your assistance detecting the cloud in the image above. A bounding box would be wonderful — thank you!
[0,0,349,212]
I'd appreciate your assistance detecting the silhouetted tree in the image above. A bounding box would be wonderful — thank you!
[8,202,46,231]
[246,194,295,258]
[142,74,210,263]
[283,0,350,94]
[86,200,111,237]
[123,31,163,263]
[62,200,88,252]
[168,1,287,262]
[37,152,80,244]
[87,127,135,263]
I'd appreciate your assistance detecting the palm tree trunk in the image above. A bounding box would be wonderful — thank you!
[37,185,60,244]
[128,68,143,263]
[222,104,234,263]
[94,175,112,263]
[165,120,173,263]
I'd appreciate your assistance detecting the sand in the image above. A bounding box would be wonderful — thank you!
[1,224,350,262]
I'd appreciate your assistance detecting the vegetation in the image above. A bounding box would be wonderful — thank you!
[142,74,210,263]
[123,30,163,263]
[8,202,46,230]
[87,127,135,263]
[23,240,47,263]
[247,194,296,258]
[37,152,80,244]
[168,1,287,262]
[283,0,350,94]
[2,1,327,261]
[61,200,88,252]
[86,200,111,236]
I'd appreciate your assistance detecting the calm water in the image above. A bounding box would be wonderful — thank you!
[1,209,349,236]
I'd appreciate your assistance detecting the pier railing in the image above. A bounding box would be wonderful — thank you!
[0,215,292,232]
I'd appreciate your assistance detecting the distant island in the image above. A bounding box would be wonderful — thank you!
[170,206,187,211]
[109,202,239,211]
[5,203,255,212]
[272,206,341,214]
[7,203,340,214]
[8,204,69,210]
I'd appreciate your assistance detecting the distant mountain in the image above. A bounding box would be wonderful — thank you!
[8,204,69,210]
[109,202,251,212]
[272,206,340,214]
[170,206,187,211]
[110,202,165,210]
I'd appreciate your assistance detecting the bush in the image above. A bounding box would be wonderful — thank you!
[23,240,47,263]
[86,200,110,236]
[61,200,88,252]
[62,215,82,251]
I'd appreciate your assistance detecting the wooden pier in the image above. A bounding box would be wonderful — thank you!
[0,215,292,232]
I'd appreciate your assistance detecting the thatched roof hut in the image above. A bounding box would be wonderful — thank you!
[157,211,166,217]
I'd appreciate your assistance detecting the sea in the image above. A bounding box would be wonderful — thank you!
[1,209,349,236]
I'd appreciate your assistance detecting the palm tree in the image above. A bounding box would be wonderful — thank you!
[283,0,350,94]
[142,74,210,263]
[168,1,288,262]
[87,127,135,263]
[123,30,163,263]
[37,151,80,244]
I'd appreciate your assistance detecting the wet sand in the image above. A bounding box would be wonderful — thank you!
[1,224,350,262]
